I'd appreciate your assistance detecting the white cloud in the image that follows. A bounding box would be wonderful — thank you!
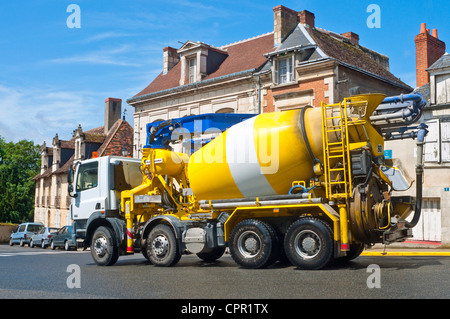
[44,45,142,67]
[0,84,106,144]
[81,31,134,44]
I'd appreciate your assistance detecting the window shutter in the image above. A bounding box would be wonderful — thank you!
[424,119,440,163]
[436,74,450,104]
[441,120,450,162]
[289,55,294,82]
[273,59,279,85]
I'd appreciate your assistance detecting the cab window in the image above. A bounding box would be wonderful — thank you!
[76,162,99,191]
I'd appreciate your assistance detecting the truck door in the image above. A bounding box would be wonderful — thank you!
[73,161,101,219]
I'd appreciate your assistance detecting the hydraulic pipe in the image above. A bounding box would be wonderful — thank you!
[199,197,322,210]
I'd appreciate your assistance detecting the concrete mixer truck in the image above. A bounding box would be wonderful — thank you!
[68,93,428,270]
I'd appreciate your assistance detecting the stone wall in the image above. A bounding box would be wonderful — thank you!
[0,224,18,243]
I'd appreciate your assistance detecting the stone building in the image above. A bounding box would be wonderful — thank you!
[386,23,449,245]
[127,5,411,155]
[33,98,133,228]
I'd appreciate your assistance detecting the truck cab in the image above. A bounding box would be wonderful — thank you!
[68,156,142,247]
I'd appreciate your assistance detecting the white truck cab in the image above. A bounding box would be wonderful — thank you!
[68,156,142,247]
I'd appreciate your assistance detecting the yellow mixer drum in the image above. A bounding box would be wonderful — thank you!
[187,107,328,200]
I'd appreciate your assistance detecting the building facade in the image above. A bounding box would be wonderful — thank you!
[33,98,133,228]
[386,23,449,245]
[128,5,411,155]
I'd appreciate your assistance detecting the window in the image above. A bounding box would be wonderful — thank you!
[76,162,98,191]
[424,119,450,163]
[113,161,142,192]
[274,55,294,84]
[27,224,43,232]
[55,212,60,228]
[188,57,197,83]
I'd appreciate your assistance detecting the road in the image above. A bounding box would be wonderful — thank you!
[1,244,449,301]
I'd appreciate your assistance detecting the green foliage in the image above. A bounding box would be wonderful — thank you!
[0,136,41,223]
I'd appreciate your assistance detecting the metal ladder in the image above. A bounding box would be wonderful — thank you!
[321,99,353,201]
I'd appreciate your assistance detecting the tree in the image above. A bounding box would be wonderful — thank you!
[0,136,41,223]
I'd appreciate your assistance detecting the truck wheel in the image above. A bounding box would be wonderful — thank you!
[146,224,181,267]
[229,219,279,269]
[284,217,333,270]
[91,226,119,266]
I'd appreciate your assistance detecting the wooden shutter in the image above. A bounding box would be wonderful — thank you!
[424,119,440,163]
[441,120,450,162]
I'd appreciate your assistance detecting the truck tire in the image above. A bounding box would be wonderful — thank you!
[334,243,365,264]
[91,226,119,266]
[229,219,279,269]
[146,224,181,267]
[284,217,333,270]
[196,247,226,263]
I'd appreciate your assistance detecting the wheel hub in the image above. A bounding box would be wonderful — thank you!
[152,235,169,257]
[238,231,261,258]
[302,236,317,252]
[295,230,321,259]
[94,236,107,257]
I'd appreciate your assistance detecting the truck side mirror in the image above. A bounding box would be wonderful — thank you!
[68,168,74,184]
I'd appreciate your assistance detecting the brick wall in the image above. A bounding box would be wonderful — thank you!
[263,78,329,112]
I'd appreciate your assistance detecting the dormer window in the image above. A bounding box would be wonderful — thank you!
[177,40,228,86]
[274,55,295,85]
[188,57,197,83]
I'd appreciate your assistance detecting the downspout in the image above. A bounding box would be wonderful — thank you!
[257,73,262,114]
[406,123,428,228]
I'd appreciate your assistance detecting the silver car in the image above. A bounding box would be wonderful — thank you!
[9,222,44,247]
[30,227,59,248]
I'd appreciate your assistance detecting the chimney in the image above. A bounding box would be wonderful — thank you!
[341,32,359,46]
[163,46,179,74]
[432,29,438,38]
[273,5,300,47]
[415,23,446,87]
[298,10,315,28]
[104,98,122,134]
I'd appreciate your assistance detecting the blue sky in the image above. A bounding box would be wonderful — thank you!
[0,0,448,144]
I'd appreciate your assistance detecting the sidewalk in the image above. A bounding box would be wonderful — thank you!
[361,242,450,256]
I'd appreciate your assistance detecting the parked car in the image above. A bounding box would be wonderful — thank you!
[50,225,76,251]
[9,222,44,247]
[30,227,59,248]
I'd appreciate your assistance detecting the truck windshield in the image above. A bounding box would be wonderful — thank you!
[114,161,142,191]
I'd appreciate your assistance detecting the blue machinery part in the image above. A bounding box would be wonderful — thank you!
[146,113,256,150]
[370,93,427,140]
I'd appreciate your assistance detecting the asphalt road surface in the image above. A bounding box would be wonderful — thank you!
[1,244,449,301]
